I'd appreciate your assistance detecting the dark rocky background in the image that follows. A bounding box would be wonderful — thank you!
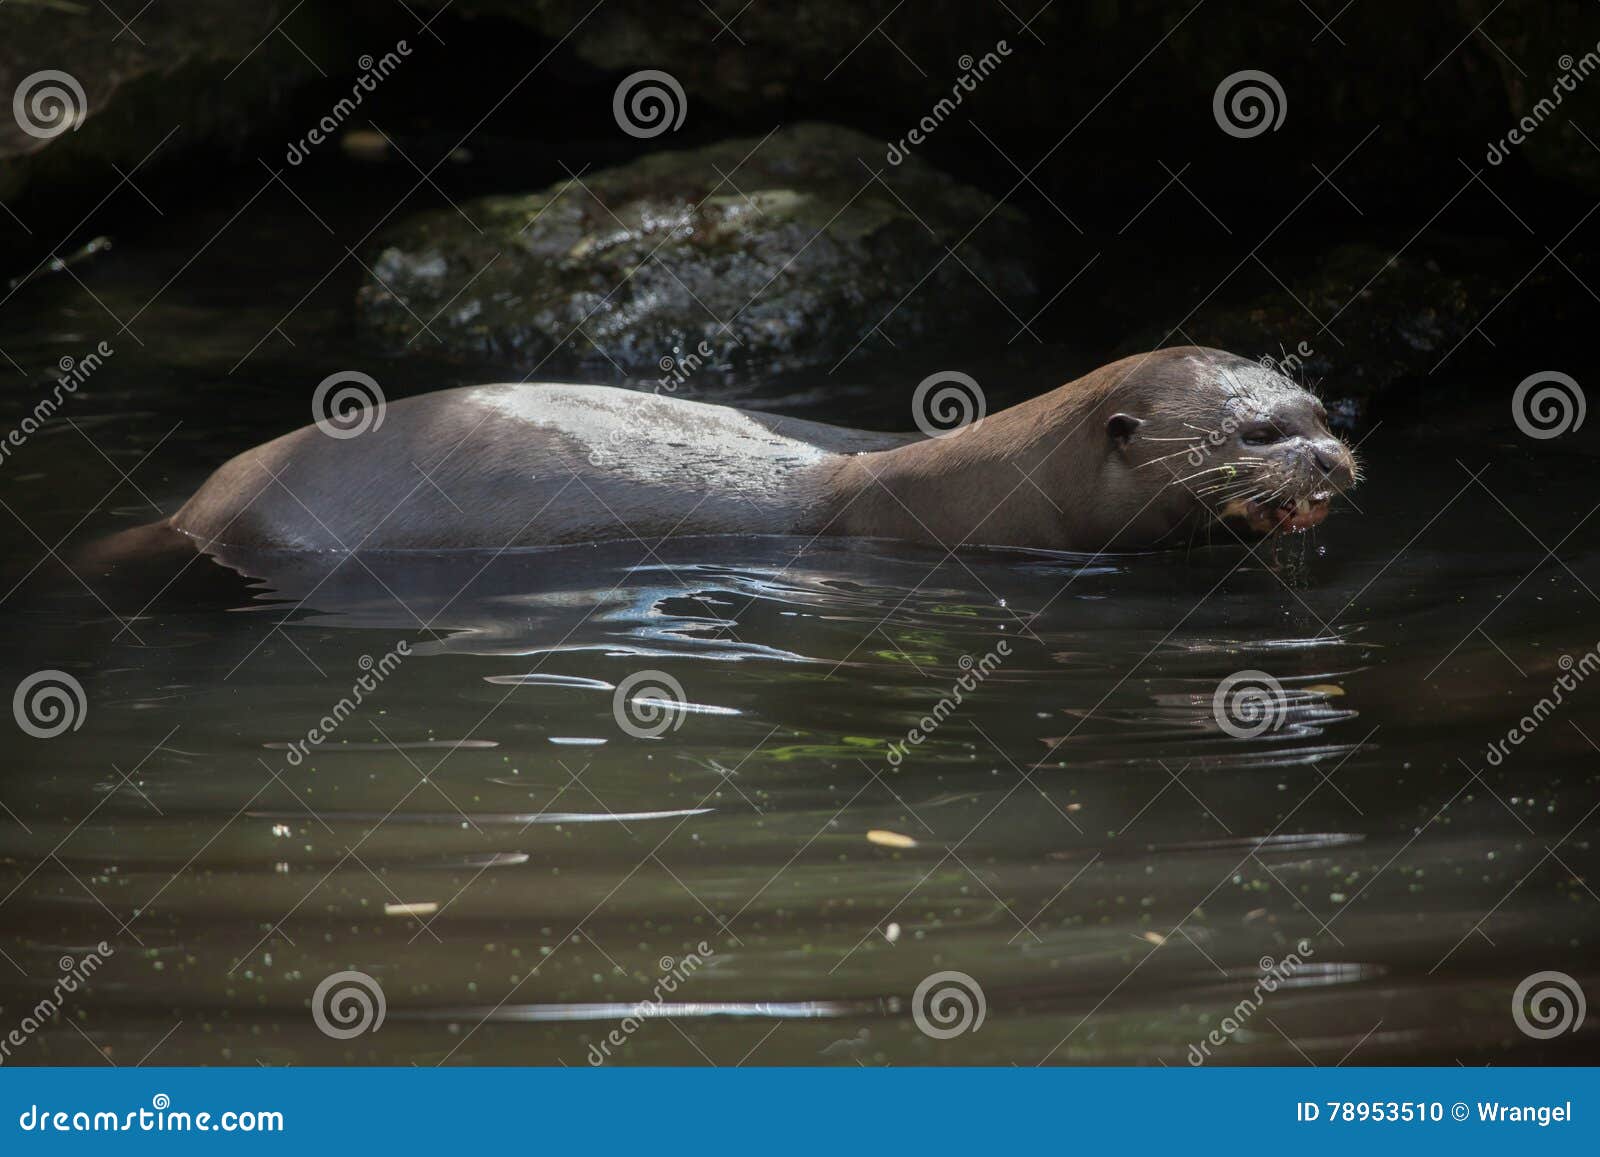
[2,0,1596,427]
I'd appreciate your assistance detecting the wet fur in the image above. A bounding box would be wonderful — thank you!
[132,346,1355,557]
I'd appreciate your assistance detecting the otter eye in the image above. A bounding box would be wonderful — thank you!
[1240,423,1282,446]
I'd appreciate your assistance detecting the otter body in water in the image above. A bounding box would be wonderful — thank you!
[162,347,1357,555]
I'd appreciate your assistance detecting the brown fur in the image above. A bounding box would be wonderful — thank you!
[110,346,1355,559]
[827,346,1355,551]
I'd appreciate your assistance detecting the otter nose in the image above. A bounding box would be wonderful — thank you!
[1309,438,1353,485]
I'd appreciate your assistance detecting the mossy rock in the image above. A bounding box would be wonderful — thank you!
[355,123,1040,376]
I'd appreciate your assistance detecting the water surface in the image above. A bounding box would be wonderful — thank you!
[0,176,1596,1068]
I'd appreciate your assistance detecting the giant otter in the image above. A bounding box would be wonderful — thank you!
[158,346,1357,556]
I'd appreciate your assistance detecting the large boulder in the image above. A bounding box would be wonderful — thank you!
[355,123,1041,376]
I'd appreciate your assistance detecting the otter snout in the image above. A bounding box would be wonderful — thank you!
[1216,428,1357,536]
[1308,435,1356,490]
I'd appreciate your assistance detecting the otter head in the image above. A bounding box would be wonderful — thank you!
[1100,347,1358,545]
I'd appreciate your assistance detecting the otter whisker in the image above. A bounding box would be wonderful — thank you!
[1135,445,1210,469]
[1200,481,1272,503]
[1164,463,1247,483]
[1171,467,1254,489]
[1168,460,1267,490]
[1218,482,1286,508]
[1169,476,1242,496]
[1197,479,1266,498]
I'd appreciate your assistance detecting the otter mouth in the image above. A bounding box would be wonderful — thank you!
[1222,491,1332,534]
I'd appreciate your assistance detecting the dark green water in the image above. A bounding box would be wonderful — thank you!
[0,173,1596,1068]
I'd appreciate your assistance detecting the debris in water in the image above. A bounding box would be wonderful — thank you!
[341,128,390,161]
[867,829,917,849]
[385,901,439,917]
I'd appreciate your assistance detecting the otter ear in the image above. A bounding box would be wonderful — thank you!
[1106,412,1144,447]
